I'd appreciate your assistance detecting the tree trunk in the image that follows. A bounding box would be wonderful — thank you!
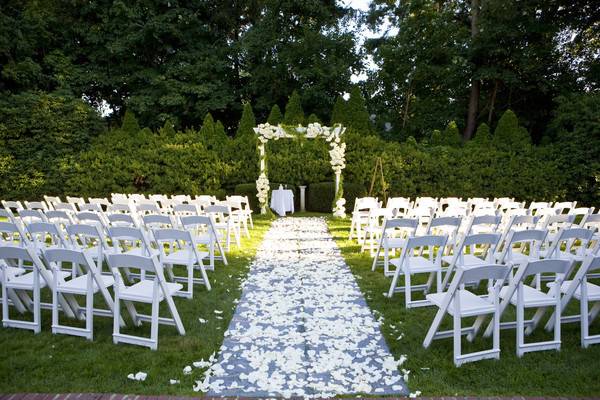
[463,0,480,141]
[487,79,499,125]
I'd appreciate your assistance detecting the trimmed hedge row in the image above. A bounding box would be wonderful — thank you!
[306,182,366,213]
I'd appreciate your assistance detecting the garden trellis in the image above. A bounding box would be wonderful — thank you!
[253,122,347,217]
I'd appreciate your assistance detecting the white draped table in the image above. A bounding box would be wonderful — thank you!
[270,189,294,216]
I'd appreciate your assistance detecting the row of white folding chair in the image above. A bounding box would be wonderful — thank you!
[384,227,599,365]
[0,244,185,350]
[0,218,216,297]
[384,225,599,307]
[9,205,237,260]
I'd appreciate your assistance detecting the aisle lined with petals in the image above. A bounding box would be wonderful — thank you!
[202,217,408,398]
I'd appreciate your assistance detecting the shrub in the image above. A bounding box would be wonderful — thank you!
[267,104,283,124]
[283,90,305,125]
[307,182,366,213]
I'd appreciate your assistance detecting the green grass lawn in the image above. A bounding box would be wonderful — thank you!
[0,216,273,395]
[327,216,600,397]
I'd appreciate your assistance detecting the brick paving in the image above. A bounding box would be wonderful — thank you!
[1,394,598,400]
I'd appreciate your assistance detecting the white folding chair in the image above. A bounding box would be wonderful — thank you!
[491,259,571,357]
[24,201,50,212]
[544,255,600,347]
[18,209,48,224]
[206,204,240,250]
[441,233,501,290]
[25,222,71,255]
[2,200,24,213]
[528,201,551,216]
[44,248,119,340]
[65,196,86,209]
[225,199,250,238]
[387,235,448,307]
[88,197,111,211]
[66,224,114,274]
[0,245,76,332]
[180,215,227,269]
[494,229,547,273]
[349,197,379,242]
[362,207,393,255]
[75,211,108,231]
[462,214,501,236]
[371,217,419,276]
[385,197,413,217]
[45,210,75,231]
[423,264,509,366]
[107,213,138,228]
[108,253,185,350]
[0,209,16,224]
[227,195,254,230]
[107,226,157,282]
[142,214,176,231]
[154,228,211,298]
[554,201,577,214]
[495,215,539,259]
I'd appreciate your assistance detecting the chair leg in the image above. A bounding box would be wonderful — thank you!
[33,269,41,334]
[113,292,120,344]
[517,300,525,357]
[581,284,589,348]
[423,308,445,348]
[52,283,59,333]
[150,298,159,351]
[453,311,462,367]
[405,273,412,308]
[86,289,94,341]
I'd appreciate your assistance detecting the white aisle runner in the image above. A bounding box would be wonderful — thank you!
[201,217,408,398]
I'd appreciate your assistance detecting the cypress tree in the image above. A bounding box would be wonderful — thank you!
[442,121,462,146]
[267,104,283,125]
[307,113,321,124]
[236,102,256,138]
[283,90,305,125]
[344,86,372,135]
[493,109,531,149]
[121,110,140,134]
[330,96,347,125]
[472,122,492,144]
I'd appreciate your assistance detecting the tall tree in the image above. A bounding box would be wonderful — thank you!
[464,0,480,140]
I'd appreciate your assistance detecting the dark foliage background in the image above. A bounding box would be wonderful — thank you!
[0,0,598,206]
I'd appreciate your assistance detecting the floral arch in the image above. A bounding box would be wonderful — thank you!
[253,122,347,217]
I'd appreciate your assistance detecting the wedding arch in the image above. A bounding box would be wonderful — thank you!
[253,122,347,217]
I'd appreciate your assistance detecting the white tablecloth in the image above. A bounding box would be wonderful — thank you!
[270,189,295,217]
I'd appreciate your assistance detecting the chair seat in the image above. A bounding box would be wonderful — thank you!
[390,256,440,273]
[502,252,539,265]
[120,280,183,302]
[7,270,71,290]
[162,249,209,265]
[540,249,584,262]
[83,246,115,259]
[57,274,115,294]
[124,248,159,258]
[500,285,557,307]
[559,280,600,301]
[442,254,486,267]
[0,266,25,281]
[427,290,495,317]
[383,237,407,249]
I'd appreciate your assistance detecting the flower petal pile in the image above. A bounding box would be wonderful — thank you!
[201,217,408,398]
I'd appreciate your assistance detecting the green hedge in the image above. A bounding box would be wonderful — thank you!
[307,182,366,213]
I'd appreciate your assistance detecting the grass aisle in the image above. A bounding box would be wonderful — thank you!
[327,216,600,397]
[0,216,273,395]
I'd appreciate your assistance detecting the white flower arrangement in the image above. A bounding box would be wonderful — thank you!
[333,197,346,218]
[254,122,347,215]
[255,172,270,213]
